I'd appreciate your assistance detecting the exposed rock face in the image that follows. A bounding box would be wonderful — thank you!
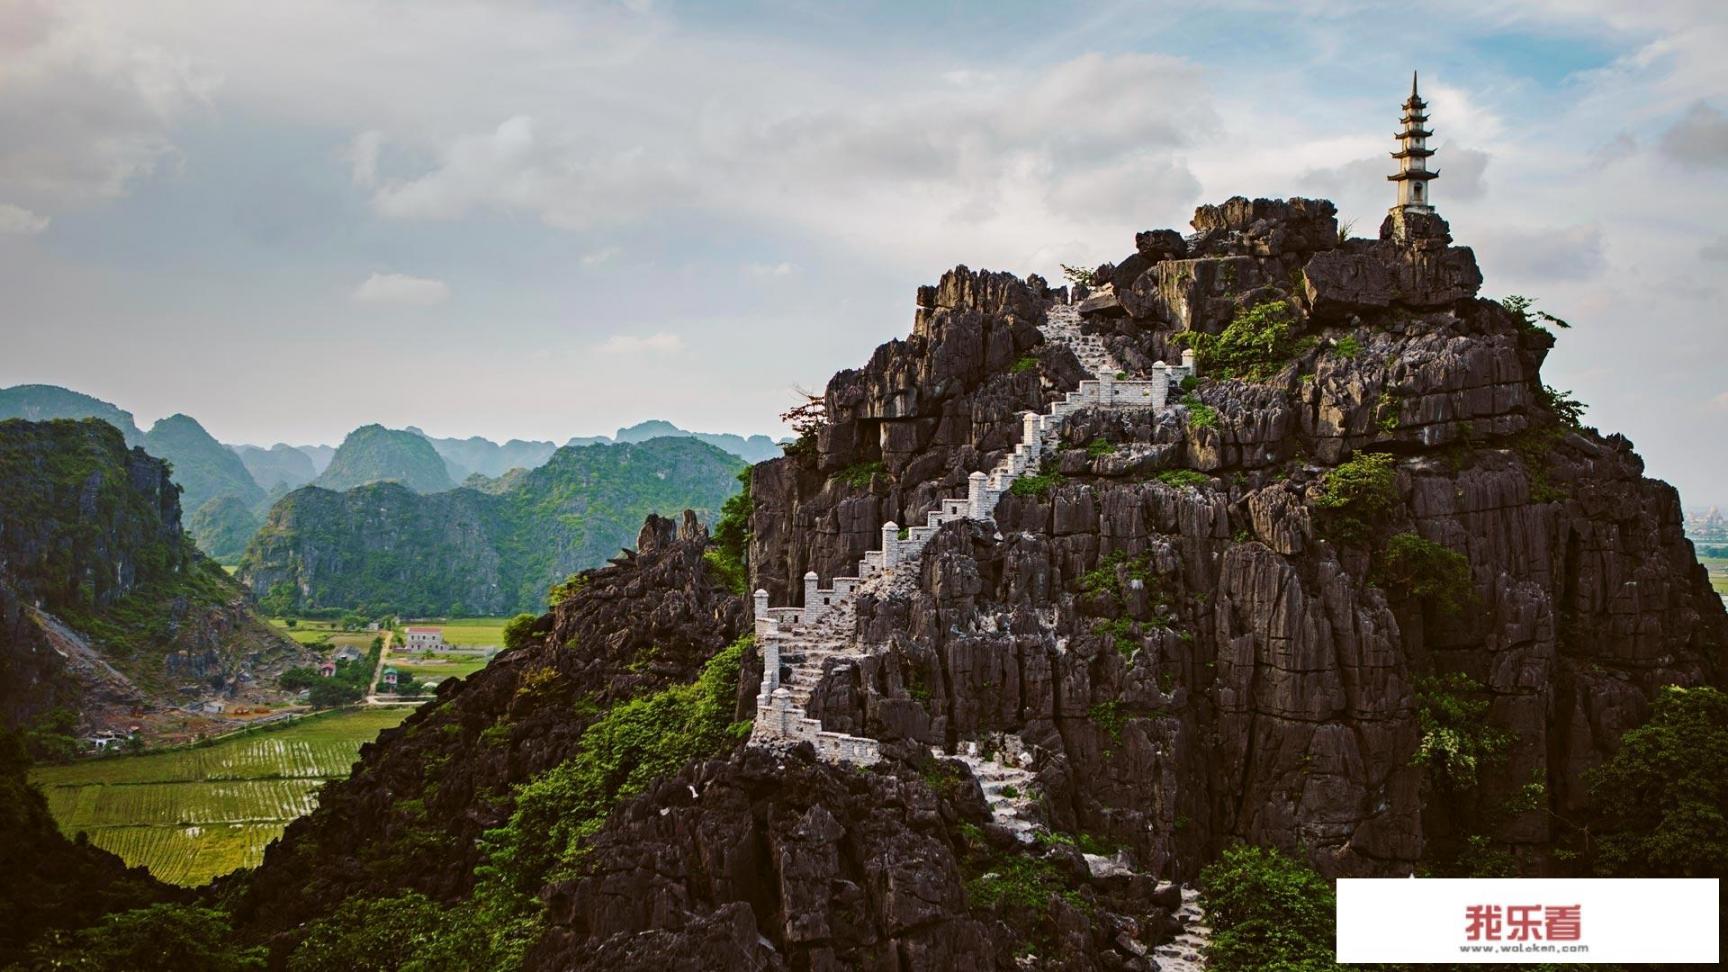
[749,197,1726,879]
[533,746,1178,971]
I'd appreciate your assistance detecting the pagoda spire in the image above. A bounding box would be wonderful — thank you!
[1388,71,1438,214]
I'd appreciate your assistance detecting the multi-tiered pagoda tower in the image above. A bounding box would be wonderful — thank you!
[1388,71,1438,214]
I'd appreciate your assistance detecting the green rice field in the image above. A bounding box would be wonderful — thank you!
[391,654,490,686]
[433,617,510,647]
[30,707,411,886]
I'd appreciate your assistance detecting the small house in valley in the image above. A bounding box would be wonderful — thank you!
[405,626,445,652]
[334,646,364,663]
[382,667,398,687]
[318,660,336,678]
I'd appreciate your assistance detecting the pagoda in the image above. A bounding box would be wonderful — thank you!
[1388,71,1438,213]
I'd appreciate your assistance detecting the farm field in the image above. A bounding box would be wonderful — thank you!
[30,707,411,886]
[432,617,511,647]
[390,653,490,687]
[1699,556,1728,597]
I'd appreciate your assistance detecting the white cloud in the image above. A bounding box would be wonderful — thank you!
[0,1,212,201]
[580,246,621,267]
[345,129,384,188]
[1660,102,1728,168]
[597,333,684,354]
[0,202,49,235]
[746,262,797,277]
[351,272,450,305]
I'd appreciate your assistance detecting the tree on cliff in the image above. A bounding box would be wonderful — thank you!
[1586,685,1728,878]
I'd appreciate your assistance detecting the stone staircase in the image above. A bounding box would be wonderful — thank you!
[749,297,1198,762]
[955,735,1042,844]
[746,295,1212,960]
[1151,886,1212,972]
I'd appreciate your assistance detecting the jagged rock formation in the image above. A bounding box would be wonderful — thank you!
[0,419,309,739]
[750,197,1726,878]
[238,437,746,616]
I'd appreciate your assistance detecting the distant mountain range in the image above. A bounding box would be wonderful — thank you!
[238,437,746,616]
[0,383,784,564]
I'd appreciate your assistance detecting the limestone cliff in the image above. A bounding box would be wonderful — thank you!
[0,419,310,740]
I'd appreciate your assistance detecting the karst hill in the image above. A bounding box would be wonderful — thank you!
[200,188,1727,969]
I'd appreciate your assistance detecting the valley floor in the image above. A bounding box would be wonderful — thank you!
[29,706,411,886]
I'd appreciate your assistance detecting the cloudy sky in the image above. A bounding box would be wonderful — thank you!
[2,1,1725,502]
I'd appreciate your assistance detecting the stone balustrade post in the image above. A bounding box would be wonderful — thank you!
[761,637,780,695]
[1022,412,1041,459]
[1100,370,1115,405]
[1182,347,1197,376]
[967,473,988,518]
[1152,361,1169,409]
[753,588,769,619]
[802,570,820,620]
[881,521,899,567]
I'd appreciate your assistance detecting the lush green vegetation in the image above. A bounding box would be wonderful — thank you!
[1311,452,1399,544]
[29,707,410,886]
[1375,532,1473,614]
[1181,394,1218,429]
[281,636,382,707]
[482,637,752,893]
[1412,673,1510,792]
[241,438,746,616]
[1200,844,1336,972]
[1010,355,1039,374]
[1183,299,1312,382]
[187,494,264,564]
[1332,334,1361,359]
[1585,685,1728,877]
[708,467,752,595]
[1009,468,1064,498]
[1156,469,1211,489]
[435,617,512,647]
[21,903,267,971]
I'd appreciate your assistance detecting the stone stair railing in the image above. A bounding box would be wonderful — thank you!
[749,298,1199,764]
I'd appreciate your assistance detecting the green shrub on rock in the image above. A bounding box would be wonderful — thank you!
[1375,532,1473,614]
[1199,845,1336,972]
[1183,300,1311,382]
[1312,452,1398,544]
